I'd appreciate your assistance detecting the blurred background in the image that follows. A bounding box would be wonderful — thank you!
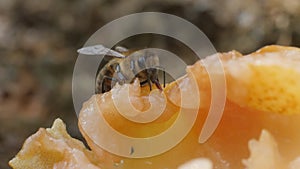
[1,0,300,168]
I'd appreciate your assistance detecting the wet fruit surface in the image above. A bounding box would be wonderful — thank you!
[78,45,300,169]
[9,45,300,169]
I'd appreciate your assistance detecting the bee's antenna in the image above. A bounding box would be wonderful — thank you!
[163,70,166,88]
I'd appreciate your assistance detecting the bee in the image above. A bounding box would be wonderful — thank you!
[78,45,165,94]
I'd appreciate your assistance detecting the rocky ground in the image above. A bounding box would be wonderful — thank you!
[1,0,300,168]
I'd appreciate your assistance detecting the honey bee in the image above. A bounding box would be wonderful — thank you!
[78,45,165,94]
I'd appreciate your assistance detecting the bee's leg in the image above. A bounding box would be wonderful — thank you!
[153,79,162,91]
[139,80,152,90]
[147,73,152,91]
[140,80,148,86]
[152,66,166,91]
[159,67,165,88]
[154,66,165,88]
[148,79,152,91]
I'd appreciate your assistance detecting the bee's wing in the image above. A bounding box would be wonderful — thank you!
[77,45,125,58]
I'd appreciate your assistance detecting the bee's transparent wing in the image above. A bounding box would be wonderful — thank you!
[77,45,125,58]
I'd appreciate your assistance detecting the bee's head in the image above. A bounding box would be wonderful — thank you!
[134,50,163,90]
[136,51,159,68]
[144,51,160,67]
[147,68,159,78]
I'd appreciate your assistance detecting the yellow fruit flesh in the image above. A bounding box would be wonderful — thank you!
[78,45,300,169]
[227,45,300,114]
[9,45,300,169]
[9,119,101,169]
